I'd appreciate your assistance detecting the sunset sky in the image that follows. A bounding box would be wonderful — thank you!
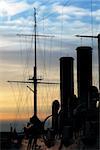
[0,0,100,130]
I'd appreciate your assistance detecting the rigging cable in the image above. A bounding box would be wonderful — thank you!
[37,0,73,120]
[90,0,94,47]
[36,13,60,120]
[90,0,96,86]
[37,25,49,119]
[17,24,35,122]
[37,0,72,23]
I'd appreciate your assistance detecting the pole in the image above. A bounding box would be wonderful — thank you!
[34,8,37,116]
[98,34,100,91]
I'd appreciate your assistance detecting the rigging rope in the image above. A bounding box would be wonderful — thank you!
[90,0,94,47]
[34,14,60,122]
[8,0,76,129]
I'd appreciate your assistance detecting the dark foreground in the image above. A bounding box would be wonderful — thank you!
[0,132,99,150]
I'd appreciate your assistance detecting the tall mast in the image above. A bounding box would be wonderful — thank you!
[34,8,37,116]
[76,34,100,91]
[8,8,55,118]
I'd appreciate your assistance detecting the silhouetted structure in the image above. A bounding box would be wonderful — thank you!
[52,100,60,134]
[89,86,99,108]
[24,115,43,149]
[58,57,74,147]
[60,57,74,118]
[76,46,92,109]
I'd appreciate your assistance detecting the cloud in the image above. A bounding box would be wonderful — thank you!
[0,1,30,17]
[93,9,100,21]
[52,4,90,17]
[0,0,99,44]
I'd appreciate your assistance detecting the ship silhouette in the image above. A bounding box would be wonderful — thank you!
[0,8,100,150]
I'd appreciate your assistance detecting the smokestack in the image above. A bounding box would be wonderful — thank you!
[60,57,74,117]
[76,46,92,108]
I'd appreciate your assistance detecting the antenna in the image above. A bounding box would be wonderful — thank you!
[75,34,100,91]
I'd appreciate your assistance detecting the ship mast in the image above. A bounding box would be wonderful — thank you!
[34,8,37,117]
[32,9,56,116]
[76,34,100,92]
[8,8,55,118]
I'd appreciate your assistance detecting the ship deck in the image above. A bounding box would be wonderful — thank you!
[20,138,79,150]
[0,132,99,150]
[19,137,99,150]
